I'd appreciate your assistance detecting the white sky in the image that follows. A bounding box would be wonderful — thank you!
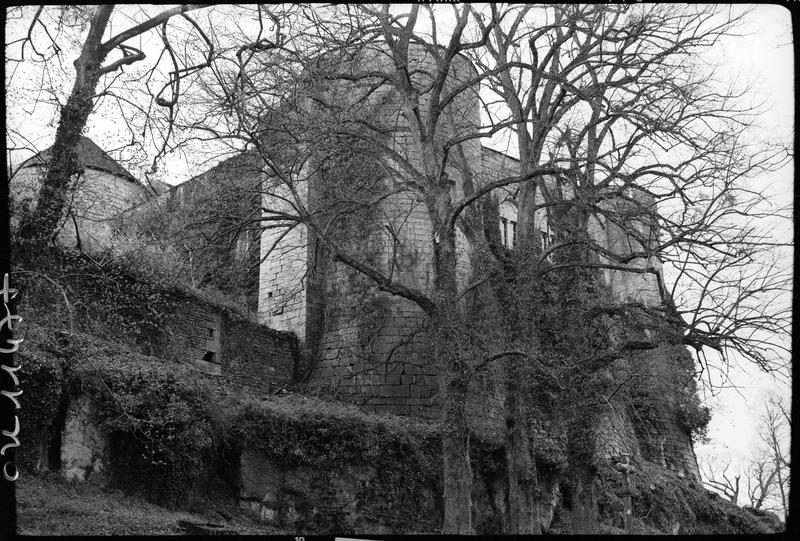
[690,4,793,477]
[5,3,794,483]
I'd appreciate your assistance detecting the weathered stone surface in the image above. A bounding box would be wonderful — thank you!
[61,395,109,483]
[237,447,442,534]
[239,448,281,503]
[10,148,149,253]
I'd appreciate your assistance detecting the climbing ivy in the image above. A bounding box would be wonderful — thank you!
[69,338,217,508]
[14,326,67,470]
[12,323,218,508]
[13,244,177,349]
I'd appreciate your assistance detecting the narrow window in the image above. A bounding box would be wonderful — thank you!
[510,221,517,248]
[540,227,556,261]
[200,314,222,375]
[500,218,508,247]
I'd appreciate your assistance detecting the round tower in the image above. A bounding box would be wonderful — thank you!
[259,42,504,429]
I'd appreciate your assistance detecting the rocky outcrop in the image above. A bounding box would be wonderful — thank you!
[61,395,109,483]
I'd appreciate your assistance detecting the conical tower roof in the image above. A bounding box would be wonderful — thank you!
[20,136,138,183]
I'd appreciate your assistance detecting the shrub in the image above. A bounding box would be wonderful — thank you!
[69,341,216,508]
[226,395,443,528]
[14,326,67,470]
[12,323,218,508]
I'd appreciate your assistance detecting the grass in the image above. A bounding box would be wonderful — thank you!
[16,470,280,536]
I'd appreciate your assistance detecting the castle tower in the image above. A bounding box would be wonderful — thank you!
[257,45,702,479]
[258,43,505,426]
[9,137,153,252]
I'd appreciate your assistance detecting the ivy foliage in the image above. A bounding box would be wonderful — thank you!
[225,394,512,532]
[596,460,782,534]
[70,341,217,508]
[13,245,177,349]
[13,324,217,508]
[116,150,263,313]
[225,394,443,530]
[227,394,439,470]
[14,325,67,469]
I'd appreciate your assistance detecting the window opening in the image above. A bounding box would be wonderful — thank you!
[200,314,222,375]
[540,225,556,260]
[510,220,517,248]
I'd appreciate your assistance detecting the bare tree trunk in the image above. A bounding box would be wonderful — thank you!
[481,175,545,534]
[18,6,114,245]
[433,224,474,534]
[17,4,205,245]
[440,363,473,534]
[571,475,599,534]
[504,366,541,533]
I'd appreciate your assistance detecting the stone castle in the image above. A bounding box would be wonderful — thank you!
[10,44,700,482]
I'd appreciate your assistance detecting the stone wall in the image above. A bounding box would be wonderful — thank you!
[258,178,310,342]
[61,395,110,483]
[235,447,440,533]
[155,290,297,397]
[256,43,504,431]
[233,445,512,534]
[629,347,702,482]
[120,150,263,314]
[17,259,297,398]
[591,344,702,483]
[10,165,149,251]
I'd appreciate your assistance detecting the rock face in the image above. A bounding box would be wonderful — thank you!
[235,447,441,534]
[232,444,783,535]
[46,390,779,534]
[61,395,109,483]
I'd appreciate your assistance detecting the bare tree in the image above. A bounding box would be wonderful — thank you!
[6,4,216,245]
[189,4,790,533]
[187,4,570,532]
[702,395,790,521]
[473,1,791,379]
[8,4,789,535]
[464,2,791,531]
[747,396,791,519]
[700,457,741,504]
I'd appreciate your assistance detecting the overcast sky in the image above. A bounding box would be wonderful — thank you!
[690,3,793,473]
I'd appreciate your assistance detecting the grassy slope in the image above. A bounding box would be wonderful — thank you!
[17,470,278,536]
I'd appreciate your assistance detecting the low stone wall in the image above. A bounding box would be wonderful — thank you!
[16,252,298,398]
[235,447,438,533]
[152,289,297,397]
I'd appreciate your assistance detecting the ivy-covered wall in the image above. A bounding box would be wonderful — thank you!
[15,325,219,508]
[13,325,774,534]
[223,394,516,534]
[14,247,296,397]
